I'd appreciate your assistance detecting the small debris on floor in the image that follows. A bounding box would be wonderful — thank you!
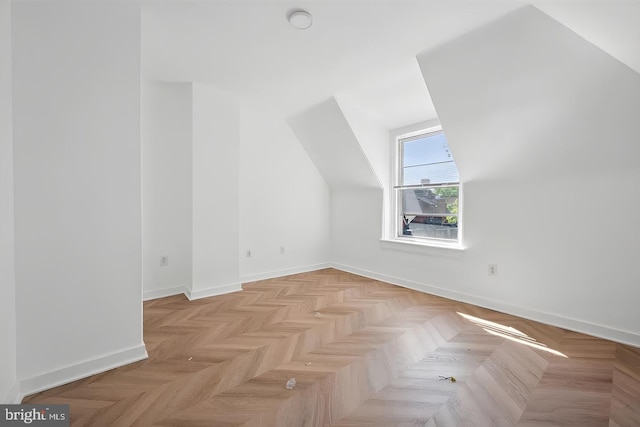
[305,362,312,366]
[314,312,322,318]
[285,378,296,390]
[188,357,192,361]
[439,376,457,382]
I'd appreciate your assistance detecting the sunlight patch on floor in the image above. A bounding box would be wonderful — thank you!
[458,312,568,358]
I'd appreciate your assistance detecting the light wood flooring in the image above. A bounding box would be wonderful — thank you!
[24,268,640,426]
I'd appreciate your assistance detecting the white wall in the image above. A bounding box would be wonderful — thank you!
[0,0,17,404]
[330,189,384,269]
[239,106,330,280]
[191,83,240,294]
[141,83,331,295]
[141,82,241,299]
[331,6,640,346]
[419,6,640,342]
[142,82,193,299]
[12,2,146,394]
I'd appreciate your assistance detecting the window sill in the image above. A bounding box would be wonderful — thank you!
[380,238,465,256]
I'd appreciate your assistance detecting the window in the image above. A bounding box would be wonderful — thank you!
[393,126,461,245]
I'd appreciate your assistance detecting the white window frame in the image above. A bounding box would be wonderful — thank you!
[383,122,464,251]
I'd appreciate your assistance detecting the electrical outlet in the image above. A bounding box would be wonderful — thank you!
[488,264,497,276]
[280,246,285,255]
[160,256,169,267]
[246,250,252,258]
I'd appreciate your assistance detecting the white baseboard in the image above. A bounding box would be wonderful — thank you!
[142,283,242,301]
[143,285,189,301]
[186,282,243,301]
[332,263,640,348]
[2,380,20,404]
[144,283,242,301]
[142,264,332,301]
[240,263,331,284]
[18,344,148,400]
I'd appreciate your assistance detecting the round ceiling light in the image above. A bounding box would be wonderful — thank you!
[288,10,313,30]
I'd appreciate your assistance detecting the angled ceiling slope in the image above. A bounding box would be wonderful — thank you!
[418,5,640,182]
[287,98,381,191]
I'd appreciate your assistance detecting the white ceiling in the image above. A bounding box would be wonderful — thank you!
[142,1,640,131]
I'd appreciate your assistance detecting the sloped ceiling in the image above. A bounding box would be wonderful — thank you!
[287,97,381,190]
[534,1,640,74]
[143,1,640,132]
[417,5,640,182]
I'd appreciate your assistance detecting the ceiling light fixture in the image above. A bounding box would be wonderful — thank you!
[287,10,313,30]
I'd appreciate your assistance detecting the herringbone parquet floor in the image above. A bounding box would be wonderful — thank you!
[24,268,640,426]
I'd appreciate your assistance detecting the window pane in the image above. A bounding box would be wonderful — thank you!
[400,187,459,217]
[400,214,459,241]
[402,132,459,185]
[399,186,458,241]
